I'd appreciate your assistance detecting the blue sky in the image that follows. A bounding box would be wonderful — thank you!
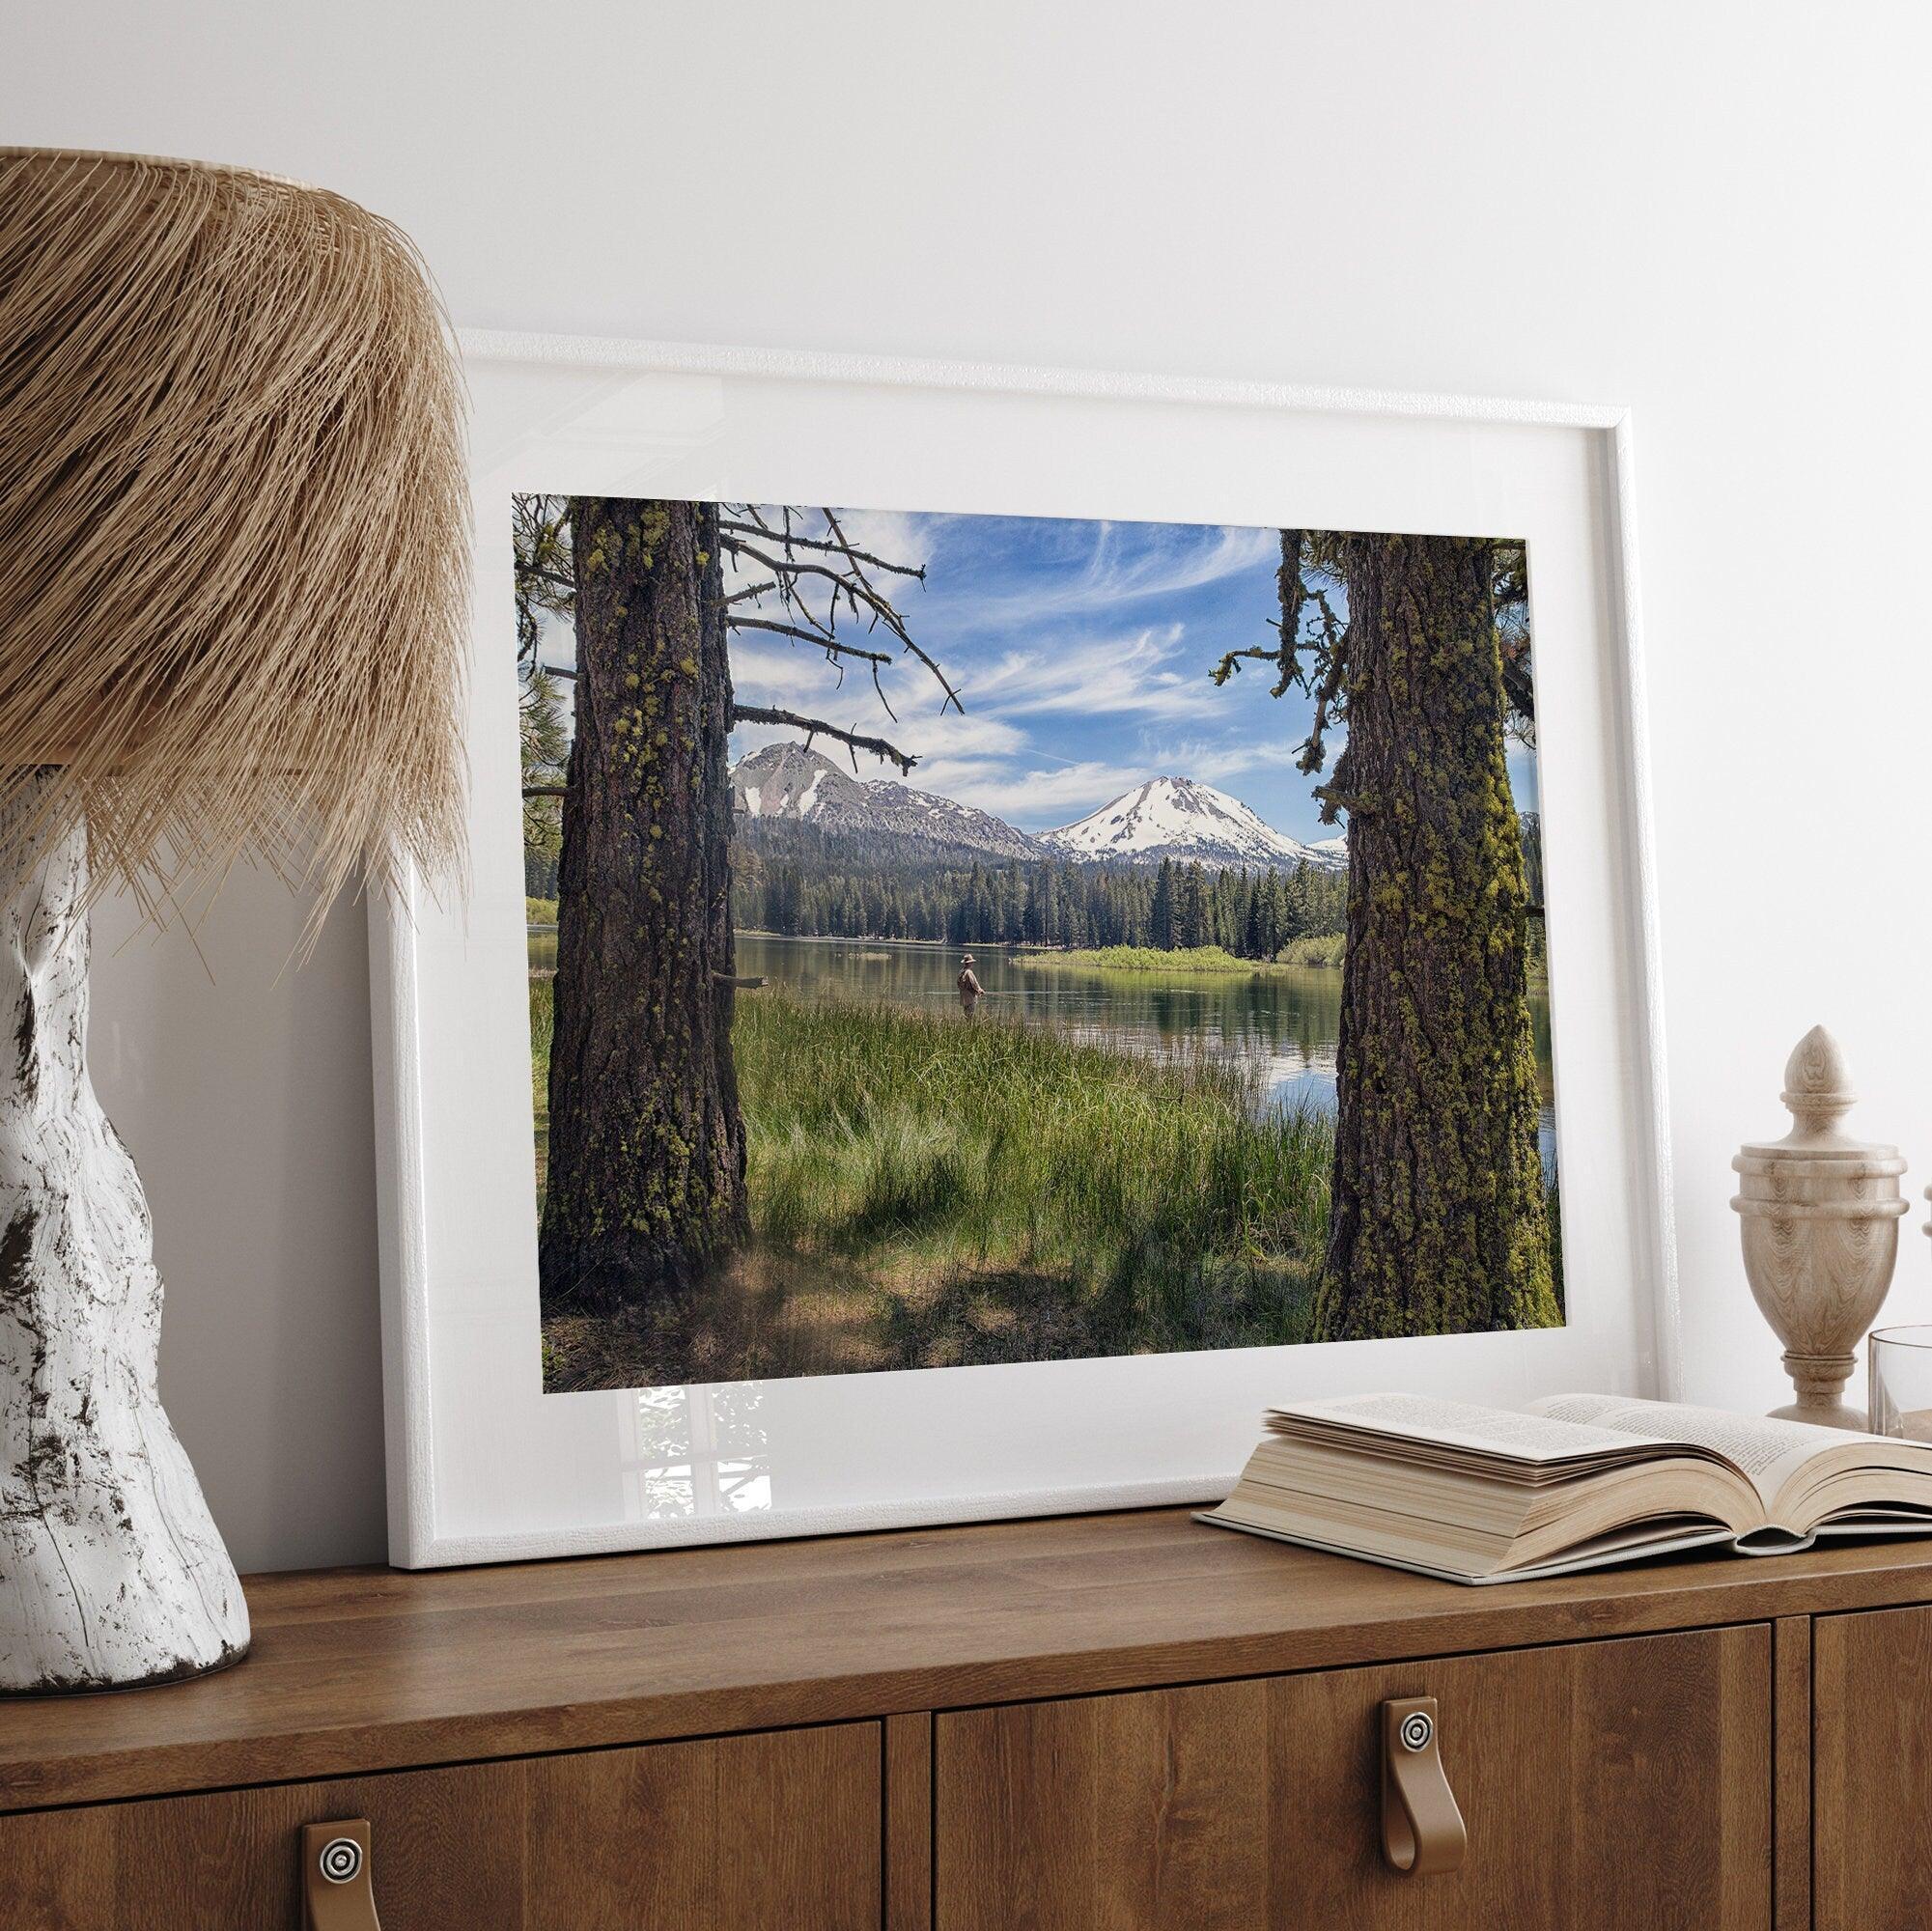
[547,502,1543,844]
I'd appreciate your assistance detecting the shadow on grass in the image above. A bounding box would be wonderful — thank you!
[541,1242,1316,1392]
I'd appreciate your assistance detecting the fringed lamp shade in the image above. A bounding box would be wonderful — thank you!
[0,148,468,910]
[0,151,469,1693]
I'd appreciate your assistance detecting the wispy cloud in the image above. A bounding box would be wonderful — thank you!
[1083,519,1278,603]
[962,518,1277,621]
[965,624,1212,722]
[828,506,936,578]
[909,756,1148,826]
[1129,728,1344,786]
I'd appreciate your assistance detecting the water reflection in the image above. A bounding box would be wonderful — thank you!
[733,934,1556,1163]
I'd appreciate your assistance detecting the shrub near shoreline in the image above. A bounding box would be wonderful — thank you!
[1019,940,1334,975]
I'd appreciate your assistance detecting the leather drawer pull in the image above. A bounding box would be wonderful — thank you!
[1380,1697,1467,1876]
[302,1820,382,1930]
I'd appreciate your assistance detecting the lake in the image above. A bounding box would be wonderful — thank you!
[724,932,1557,1166]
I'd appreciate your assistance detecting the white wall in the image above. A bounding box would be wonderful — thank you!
[11,1,1931,1572]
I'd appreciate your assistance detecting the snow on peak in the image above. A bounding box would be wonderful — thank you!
[730,743,858,821]
[1040,775,1339,870]
[728,743,1041,859]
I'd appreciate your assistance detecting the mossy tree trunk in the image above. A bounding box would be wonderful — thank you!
[539,497,748,1314]
[1310,534,1557,1341]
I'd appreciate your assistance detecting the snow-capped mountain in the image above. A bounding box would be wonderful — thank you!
[1040,776,1343,872]
[861,776,1046,859]
[731,750,1345,873]
[730,745,1044,860]
[731,742,860,824]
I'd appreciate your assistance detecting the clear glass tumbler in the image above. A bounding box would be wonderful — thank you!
[1867,1325,1932,1440]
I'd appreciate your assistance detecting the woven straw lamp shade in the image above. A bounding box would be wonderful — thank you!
[0,148,468,909]
[0,150,469,1692]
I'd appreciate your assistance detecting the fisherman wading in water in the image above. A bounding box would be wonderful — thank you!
[956,952,984,1018]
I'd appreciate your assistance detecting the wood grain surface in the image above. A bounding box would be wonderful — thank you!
[0,1721,879,1930]
[1774,1615,1812,1931]
[6,1507,1932,1812]
[937,1623,1772,1929]
[885,1711,934,1931]
[1813,1602,1932,1931]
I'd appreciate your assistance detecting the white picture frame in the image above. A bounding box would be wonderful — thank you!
[371,331,1676,1568]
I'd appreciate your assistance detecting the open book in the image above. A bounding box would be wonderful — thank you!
[1198,1392,1932,1583]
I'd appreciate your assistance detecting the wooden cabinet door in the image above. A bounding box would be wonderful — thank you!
[937,1625,1771,1930]
[0,1721,879,1930]
[1814,1603,1932,1931]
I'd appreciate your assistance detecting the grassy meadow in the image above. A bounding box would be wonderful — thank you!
[1020,942,1281,976]
[534,976,1332,1388]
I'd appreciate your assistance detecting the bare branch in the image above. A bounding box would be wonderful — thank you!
[721,531,960,709]
[522,785,569,799]
[1293,635,1350,774]
[720,505,964,717]
[717,516,926,584]
[721,538,899,610]
[1212,528,1308,701]
[729,703,916,774]
[1214,529,1354,779]
[1211,644,1280,684]
[726,616,893,667]
[1499,646,1535,724]
[1313,781,1367,823]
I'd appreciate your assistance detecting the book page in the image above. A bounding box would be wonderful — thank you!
[1271,1392,1669,1464]
[1528,1394,1848,1507]
[1199,1510,1744,1585]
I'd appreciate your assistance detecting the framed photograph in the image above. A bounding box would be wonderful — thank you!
[371,333,1676,1567]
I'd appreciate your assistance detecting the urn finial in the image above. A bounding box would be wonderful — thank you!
[1779,1024,1857,1146]
[1733,1023,1907,1429]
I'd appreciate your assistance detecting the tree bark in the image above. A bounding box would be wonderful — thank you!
[1310,536,1557,1341]
[539,499,748,1314]
[0,776,250,1690]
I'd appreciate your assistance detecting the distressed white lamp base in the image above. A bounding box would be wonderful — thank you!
[0,796,248,1693]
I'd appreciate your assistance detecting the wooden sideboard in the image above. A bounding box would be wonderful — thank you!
[3,1506,1930,1928]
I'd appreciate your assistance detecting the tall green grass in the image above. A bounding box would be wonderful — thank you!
[733,987,1327,1360]
[530,975,1563,1384]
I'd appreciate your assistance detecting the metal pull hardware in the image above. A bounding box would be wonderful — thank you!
[302,1820,382,1931]
[1380,1697,1467,1876]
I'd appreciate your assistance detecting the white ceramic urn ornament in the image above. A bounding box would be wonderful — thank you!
[0,150,467,1693]
[1731,1026,1908,1431]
